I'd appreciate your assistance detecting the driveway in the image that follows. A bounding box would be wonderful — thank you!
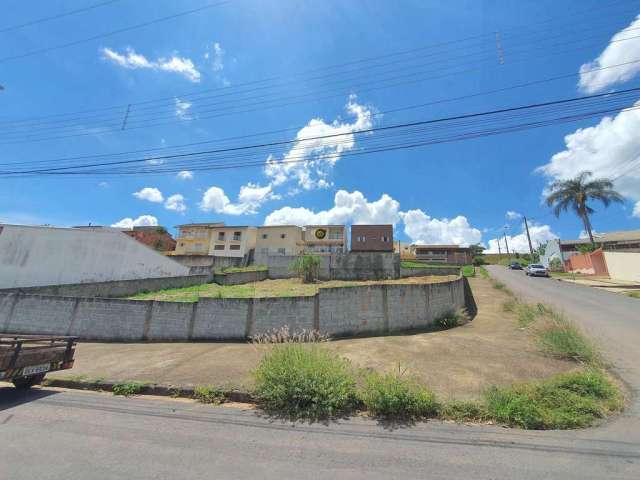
[487,265,640,441]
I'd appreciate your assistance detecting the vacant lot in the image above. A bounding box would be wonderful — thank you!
[129,275,459,302]
[56,276,576,400]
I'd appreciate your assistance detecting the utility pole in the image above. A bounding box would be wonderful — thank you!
[503,231,510,256]
[497,240,502,255]
[523,216,534,256]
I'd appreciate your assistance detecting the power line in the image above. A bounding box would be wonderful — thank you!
[0,1,231,63]
[3,87,639,177]
[0,0,121,34]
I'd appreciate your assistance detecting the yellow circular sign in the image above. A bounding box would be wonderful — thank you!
[315,228,327,239]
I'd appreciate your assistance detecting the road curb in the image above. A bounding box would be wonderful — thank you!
[42,378,254,403]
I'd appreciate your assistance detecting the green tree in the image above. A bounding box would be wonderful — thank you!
[545,171,623,245]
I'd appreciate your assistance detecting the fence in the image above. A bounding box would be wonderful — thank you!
[0,276,468,341]
[564,248,608,276]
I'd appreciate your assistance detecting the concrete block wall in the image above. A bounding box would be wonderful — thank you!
[400,266,461,277]
[213,270,268,286]
[0,277,467,341]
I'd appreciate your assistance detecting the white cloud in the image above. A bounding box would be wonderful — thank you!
[505,210,522,220]
[264,95,375,190]
[400,210,482,246]
[208,42,224,72]
[578,15,640,93]
[111,215,159,229]
[98,181,110,188]
[485,224,558,254]
[101,47,201,82]
[537,101,640,206]
[174,98,192,120]
[200,183,278,215]
[633,201,640,218]
[177,170,194,180]
[133,187,164,203]
[164,194,187,213]
[264,190,399,226]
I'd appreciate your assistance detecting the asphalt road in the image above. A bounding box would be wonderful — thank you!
[1,269,639,479]
[1,386,639,480]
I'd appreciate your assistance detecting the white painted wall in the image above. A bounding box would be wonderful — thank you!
[0,224,190,289]
[603,252,640,282]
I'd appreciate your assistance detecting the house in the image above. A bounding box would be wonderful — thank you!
[123,226,176,252]
[208,225,257,258]
[256,225,305,256]
[413,244,473,265]
[173,222,224,255]
[304,225,346,254]
[540,230,640,267]
[351,224,393,252]
[0,224,189,289]
[394,241,415,258]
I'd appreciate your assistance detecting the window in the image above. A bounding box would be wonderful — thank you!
[277,248,286,255]
[280,233,286,239]
[382,236,390,242]
[217,232,225,240]
[233,231,241,241]
[230,244,241,250]
[357,236,366,242]
[260,247,269,254]
[179,242,184,247]
[261,233,268,239]
[214,244,225,251]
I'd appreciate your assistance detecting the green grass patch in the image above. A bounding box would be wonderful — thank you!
[537,311,600,365]
[435,309,466,330]
[253,344,358,420]
[438,400,490,423]
[478,266,490,278]
[626,291,640,299]
[360,368,438,420]
[193,385,224,404]
[491,280,514,296]
[461,265,475,277]
[112,381,146,396]
[484,369,621,429]
[215,264,268,274]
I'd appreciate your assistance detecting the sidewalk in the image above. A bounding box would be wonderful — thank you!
[554,275,640,295]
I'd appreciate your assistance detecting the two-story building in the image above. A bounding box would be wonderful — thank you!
[208,225,257,258]
[173,222,224,255]
[350,224,393,252]
[256,225,305,256]
[304,225,346,254]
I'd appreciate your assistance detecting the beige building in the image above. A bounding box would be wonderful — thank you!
[208,226,257,258]
[304,225,346,254]
[256,225,305,256]
[394,241,415,258]
[173,222,224,255]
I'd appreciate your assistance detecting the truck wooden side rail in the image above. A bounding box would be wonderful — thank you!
[0,335,77,389]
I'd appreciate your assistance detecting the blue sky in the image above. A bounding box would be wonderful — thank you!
[1,0,640,252]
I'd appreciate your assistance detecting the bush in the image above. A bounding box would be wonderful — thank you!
[253,344,357,419]
[461,265,475,277]
[250,325,330,344]
[112,381,146,396]
[360,369,438,420]
[435,309,466,330]
[537,312,600,365]
[289,255,321,283]
[194,385,224,404]
[439,400,490,422]
[484,370,620,429]
[472,255,485,266]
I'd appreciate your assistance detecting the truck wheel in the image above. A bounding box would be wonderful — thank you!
[12,374,46,389]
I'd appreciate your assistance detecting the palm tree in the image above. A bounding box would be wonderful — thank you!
[545,171,624,245]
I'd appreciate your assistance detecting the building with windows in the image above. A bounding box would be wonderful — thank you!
[350,225,393,252]
[208,226,257,258]
[304,225,346,254]
[394,241,415,258]
[413,245,473,265]
[256,225,305,256]
[173,223,224,255]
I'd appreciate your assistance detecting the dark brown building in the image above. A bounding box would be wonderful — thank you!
[350,224,393,252]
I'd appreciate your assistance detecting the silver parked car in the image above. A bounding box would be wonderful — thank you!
[525,264,549,277]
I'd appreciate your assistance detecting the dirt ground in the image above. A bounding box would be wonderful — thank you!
[50,276,576,400]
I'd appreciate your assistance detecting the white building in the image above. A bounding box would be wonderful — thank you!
[207,225,257,258]
[0,224,189,289]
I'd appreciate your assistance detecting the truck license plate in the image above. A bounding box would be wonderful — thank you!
[21,363,50,376]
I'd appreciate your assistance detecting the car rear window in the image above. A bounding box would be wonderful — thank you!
[530,264,544,268]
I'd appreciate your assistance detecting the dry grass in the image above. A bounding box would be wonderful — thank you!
[129,275,459,302]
